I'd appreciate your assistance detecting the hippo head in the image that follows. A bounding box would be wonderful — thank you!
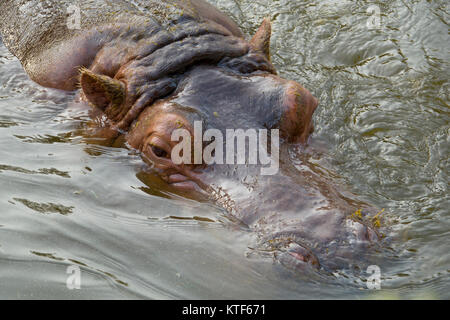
[79,19,318,196]
[78,19,380,271]
[124,66,318,194]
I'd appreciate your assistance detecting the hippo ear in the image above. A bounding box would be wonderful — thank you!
[250,18,272,60]
[79,68,125,111]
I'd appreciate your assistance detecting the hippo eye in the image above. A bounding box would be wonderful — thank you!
[151,145,169,158]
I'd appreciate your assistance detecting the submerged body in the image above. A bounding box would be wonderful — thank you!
[0,0,382,271]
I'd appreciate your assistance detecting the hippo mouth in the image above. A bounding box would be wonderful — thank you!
[166,174,200,191]
[140,149,212,196]
[164,172,209,194]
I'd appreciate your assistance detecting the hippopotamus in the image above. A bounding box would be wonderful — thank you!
[0,0,383,272]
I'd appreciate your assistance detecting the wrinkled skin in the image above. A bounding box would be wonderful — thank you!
[0,0,383,272]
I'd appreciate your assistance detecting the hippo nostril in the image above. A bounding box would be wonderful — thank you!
[286,243,320,268]
[276,242,320,271]
[262,234,320,270]
[348,219,380,243]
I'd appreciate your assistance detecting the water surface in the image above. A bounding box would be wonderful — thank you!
[0,0,448,299]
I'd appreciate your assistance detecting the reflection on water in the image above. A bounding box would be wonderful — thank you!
[0,0,448,299]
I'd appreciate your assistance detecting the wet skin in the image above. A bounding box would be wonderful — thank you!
[0,0,382,271]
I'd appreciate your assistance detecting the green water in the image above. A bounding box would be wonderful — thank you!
[0,0,448,299]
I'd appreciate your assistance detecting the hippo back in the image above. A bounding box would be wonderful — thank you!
[0,0,243,90]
